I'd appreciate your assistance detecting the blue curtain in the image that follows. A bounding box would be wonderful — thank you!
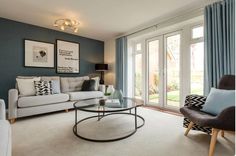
[115,36,127,93]
[204,0,235,94]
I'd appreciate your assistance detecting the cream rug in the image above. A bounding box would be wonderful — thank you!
[11,108,235,156]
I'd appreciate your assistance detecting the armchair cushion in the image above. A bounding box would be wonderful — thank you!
[201,88,235,115]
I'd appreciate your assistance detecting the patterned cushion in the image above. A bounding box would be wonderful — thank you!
[34,81,52,96]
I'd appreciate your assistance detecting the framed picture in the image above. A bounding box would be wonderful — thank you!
[56,39,80,73]
[24,39,55,68]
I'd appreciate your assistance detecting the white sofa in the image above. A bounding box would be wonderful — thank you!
[0,99,11,156]
[8,76,104,122]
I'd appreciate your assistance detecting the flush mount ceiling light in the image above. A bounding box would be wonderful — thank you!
[54,19,79,33]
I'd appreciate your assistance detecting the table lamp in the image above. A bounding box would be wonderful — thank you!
[95,63,108,84]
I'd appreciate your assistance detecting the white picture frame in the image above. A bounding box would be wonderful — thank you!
[56,40,80,73]
[24,39,55,68]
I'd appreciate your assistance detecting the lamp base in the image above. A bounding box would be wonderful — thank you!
[100,71,104,84]
[99,79,104,84]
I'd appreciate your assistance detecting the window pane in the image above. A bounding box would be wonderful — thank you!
[135,54,142,99]
[148,40,159,103]
[190,42,204,95]
[192,26,203,39]
[166,34,180,107]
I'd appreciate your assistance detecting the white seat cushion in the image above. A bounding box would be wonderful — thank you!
[18,94,69,108]
[0,120,11,156]
[68,91,103,101]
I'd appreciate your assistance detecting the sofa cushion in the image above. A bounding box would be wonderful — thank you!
[18,94,69,108]
[0,120,11,156]
[81,80,96,91]
[60,76,89,93]
[41,76,61,94]
[16,77,41,96]
[91,77,100,91]
[201,88,235,115]
[34,81,53,96]
[68,91,104,101]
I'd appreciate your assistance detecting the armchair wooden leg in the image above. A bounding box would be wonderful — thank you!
[65,109,69,113]
[209,128,220,156]
[184,121,194,136]
[221,130,224,137]
[9,118,16,124]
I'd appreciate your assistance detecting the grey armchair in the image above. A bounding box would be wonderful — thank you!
[180,75,235,156]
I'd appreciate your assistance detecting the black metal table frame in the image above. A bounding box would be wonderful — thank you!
[73,105,145,142]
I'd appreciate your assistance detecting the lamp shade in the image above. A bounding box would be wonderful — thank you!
[95,64,108,71]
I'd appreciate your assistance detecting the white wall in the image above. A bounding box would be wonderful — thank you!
[104,38,116,85]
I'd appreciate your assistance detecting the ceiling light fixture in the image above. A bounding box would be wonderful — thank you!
[54,19,79,33]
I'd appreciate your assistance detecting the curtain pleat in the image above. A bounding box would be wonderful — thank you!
[115,36,127,92]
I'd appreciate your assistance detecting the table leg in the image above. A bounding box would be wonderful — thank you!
[75,108,78,132]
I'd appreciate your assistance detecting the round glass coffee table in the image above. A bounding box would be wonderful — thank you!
[73,97,145,142]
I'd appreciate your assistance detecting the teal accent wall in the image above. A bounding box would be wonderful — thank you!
[0,18,104,107]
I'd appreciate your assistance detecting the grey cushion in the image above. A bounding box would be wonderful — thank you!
[51,80,61,94]
[60,76,89,93]
[18,94,69,108]
[68,91,103,101]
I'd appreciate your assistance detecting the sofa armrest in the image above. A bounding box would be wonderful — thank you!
[8,89,18,119]
[0,99,6,120]
[184,95,207,109]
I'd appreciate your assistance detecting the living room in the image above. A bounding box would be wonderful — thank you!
[0,0,235,156]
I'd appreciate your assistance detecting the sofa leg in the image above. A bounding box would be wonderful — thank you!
[9,118,16,124]
[184,121,194,136]
[65,109,69,113]
[221,130,224,137]
[209,128,219,156]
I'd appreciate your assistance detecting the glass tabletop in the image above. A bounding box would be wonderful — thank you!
[73,97,144,113]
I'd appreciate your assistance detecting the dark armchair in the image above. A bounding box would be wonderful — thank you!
[180,75,235,156]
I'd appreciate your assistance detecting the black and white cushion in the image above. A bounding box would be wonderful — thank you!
[34,81,52,96]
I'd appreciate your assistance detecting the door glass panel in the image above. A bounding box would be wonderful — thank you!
[190,42,204,95]
[148,40,159,103]
[134,53,142,99]
[166,34,180,107]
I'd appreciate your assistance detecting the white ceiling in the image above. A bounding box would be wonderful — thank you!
[0,0,206,41]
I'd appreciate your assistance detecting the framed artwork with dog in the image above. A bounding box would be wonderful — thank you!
[24,39,55,68]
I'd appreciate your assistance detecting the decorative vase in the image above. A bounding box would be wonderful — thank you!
[106,85,115,95]
[99,99,106,106]
[110,90,124,103]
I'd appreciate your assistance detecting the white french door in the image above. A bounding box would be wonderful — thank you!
[146,36,164,106]
[145,31,182,110]
[127,22,204,111]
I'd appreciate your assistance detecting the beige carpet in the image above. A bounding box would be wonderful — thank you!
[11,108,235,156]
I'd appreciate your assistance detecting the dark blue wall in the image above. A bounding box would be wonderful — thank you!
[0,18,104,107]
